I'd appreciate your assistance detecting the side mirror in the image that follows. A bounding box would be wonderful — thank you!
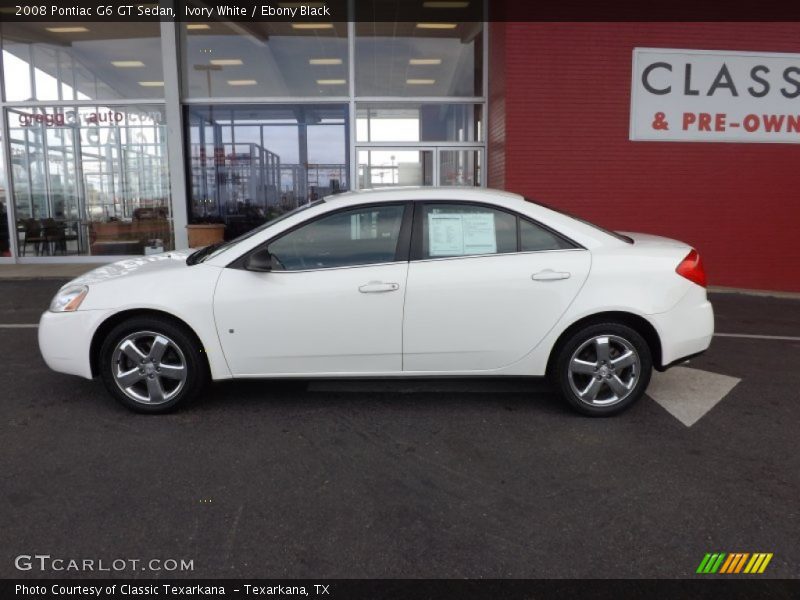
[244,247,273,272]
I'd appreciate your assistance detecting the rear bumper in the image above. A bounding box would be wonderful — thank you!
[38,309,109,379]
[657,350,708,372]
[649,287,714,368]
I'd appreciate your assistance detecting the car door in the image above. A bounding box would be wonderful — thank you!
[402,202,591,372]
[214,203,411,376]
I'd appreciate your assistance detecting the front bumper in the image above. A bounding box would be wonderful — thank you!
[38,309,110,379]
[649,286,714,368]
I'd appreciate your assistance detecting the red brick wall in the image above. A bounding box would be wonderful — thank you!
[487,21,506,190]
[488,22,800,292]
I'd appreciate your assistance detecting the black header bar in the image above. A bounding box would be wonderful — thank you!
[1,0,800,23]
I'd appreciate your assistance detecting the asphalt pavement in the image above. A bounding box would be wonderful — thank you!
[1,280,798,578]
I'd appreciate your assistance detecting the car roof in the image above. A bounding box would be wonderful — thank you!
[323,186,525,205]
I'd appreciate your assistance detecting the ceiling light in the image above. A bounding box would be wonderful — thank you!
[138,81,164,87]
[186,24,210,30]
[416,23,458,29]
[309,58,343,65]
[46,27,89,33]
[423,1,470,7]
[227,79,258,86]
[409,58,442,65]
[291,23,334,29]
[111,60,145,68]
[317,79,346,85]
[406,79,436,85]
[210,59,243,66]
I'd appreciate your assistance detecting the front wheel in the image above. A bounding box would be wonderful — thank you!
[553,323,652,417]
[99,316,208,413]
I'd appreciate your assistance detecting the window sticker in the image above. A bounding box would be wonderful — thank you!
[428,211,496,257]
[462,212,497,255]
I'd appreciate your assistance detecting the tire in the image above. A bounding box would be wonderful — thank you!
[99,315,208,414]
[552,322,652,417]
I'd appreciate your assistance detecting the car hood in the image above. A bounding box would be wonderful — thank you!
[66,250,193,287]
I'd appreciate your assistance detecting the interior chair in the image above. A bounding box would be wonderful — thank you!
[20,219,46,256]
[42,218,66,255]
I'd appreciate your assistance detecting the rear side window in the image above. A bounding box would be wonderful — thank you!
[422,204,516,259]
[520,218,575,251]
[419,203,576,259]
[527,197,633,244]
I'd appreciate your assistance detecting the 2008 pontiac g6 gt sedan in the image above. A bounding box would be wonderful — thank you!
[39,188,714,416]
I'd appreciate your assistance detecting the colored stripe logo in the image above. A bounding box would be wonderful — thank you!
[696,552,773,574]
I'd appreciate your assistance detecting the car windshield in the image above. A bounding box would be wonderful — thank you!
[526,197,634,244]
[187,200,325,265]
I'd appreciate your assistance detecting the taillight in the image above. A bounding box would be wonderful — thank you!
[676,249,707,287]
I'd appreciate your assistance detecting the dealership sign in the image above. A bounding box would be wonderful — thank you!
[630,48,800,143]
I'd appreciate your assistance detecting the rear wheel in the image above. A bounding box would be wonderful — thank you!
[99,316,207,413]
[553,322,652,416]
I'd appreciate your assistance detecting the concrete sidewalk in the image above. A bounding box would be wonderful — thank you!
[0,263,98,280]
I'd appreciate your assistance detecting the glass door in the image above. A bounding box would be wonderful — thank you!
[356,147,483,189]
[357,149,434,188]
[438,148,482,187]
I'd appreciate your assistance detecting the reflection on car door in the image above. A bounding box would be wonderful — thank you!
[214,204,410,376]
[402,202,591,372]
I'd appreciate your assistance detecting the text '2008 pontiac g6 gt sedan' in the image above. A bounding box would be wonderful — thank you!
[39,188,714,416]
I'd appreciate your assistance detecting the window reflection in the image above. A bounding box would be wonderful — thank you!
[355,22,483,97]
[2,23,165,101]
[181,10,348,98]
[439,149,481,186]
[357,103,482,142]
[186,105,349,239]
[8,106,172,256]
[358,150,433,188]
[0,128,8,256]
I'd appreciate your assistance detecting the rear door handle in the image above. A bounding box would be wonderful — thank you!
[359,282,400,293]
[532,270,571,281]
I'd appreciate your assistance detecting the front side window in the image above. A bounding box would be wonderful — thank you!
[268,205,405,270]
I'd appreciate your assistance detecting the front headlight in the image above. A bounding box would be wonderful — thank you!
[49,285,89,312]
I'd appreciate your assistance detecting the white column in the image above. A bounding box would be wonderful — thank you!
[160,6,189,249]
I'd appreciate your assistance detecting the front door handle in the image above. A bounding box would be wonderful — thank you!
[532,270,571,281]
[359,282,400,293]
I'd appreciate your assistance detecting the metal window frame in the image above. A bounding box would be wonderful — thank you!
[0,5,489,260]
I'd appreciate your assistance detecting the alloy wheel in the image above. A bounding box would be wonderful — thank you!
[567,335,641,407]
[111,330,188,405]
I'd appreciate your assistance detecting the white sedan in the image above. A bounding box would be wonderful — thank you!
[39,188,713,416]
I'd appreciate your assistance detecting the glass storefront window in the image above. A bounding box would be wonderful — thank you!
[180,10,348,98]
[356,22,483,97]
[186,104,348,239]
[356,103,482,143]
[0,127,8,256]
[8,105,172,256]
[2,23,165,101]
